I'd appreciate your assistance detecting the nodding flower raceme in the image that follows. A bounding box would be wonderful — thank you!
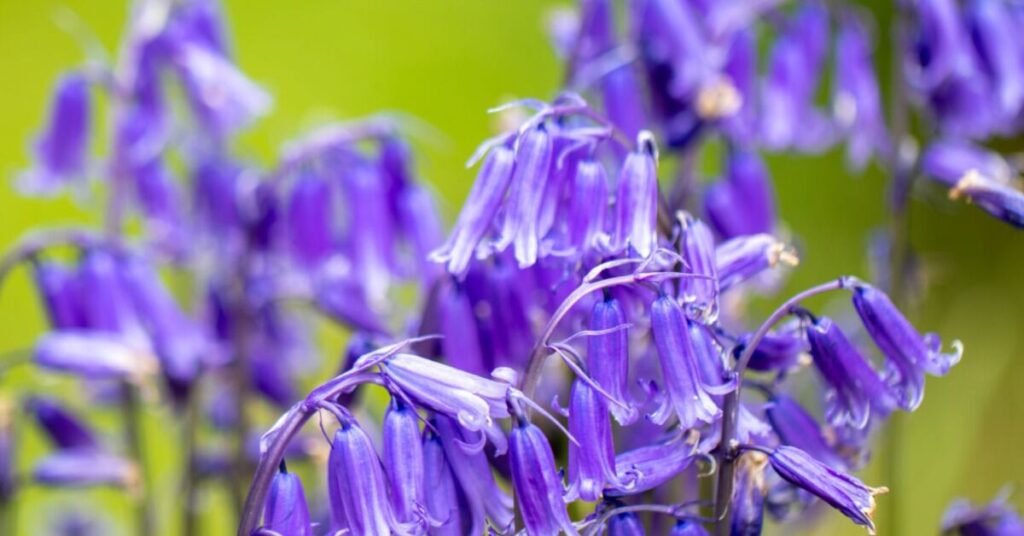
[768,446,888,534]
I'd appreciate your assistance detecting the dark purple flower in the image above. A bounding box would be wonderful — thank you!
[25,397,97,451]
[327,418,412,535]
[262,465,313,536]
[586,296,635,423]
[670,519,710,535]
[421,426,465,535]
[852,283,963,411]
[607,509,645,536]
[768,445,888,534]
[678,215,718,321]
[649,295,721,429]
[766,394,846,470]
[434,415,513,534]
[704,149,776,239]
[34,451,136,488]
[614,136,659,258]
[833,14,890,170]
[509,419,577,536]
[286,170,334,268]
[382,397,425,525]
[949,171,1024,228]
[432,146,515,278]
[21,72,91,194]
[806,316,895,429]
[942,494,1024,536]
[715,234,797,292]
[731,452,768,536]
[607,437,695,496]
[566,379,620,502]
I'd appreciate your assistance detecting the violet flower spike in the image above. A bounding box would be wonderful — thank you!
[431,146,515,278]
[767,445,888,534]
[20,72,91,195]
[806,316,895,429]
[649,295,723,429]
[262,464,313,536]
[509,418,578,536]
[382,397,426,525]
[852,283,963,411]
[614,132,659,258]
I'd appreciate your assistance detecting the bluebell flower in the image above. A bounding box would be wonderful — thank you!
[731,452,768,536]
[966,0,1024,120]
[327,418,415,535]
[614,134,659,258]
[715,234,798,293]
[669,519,710,536]
[20,72,91,194]
[262,464,313,536]
[133,158,186,254]
[607,508,645,536]
[498,126,555,268]
[382,397,425,525]
[766,394,846,471]
[34,451,137,488]
[635,0,707,101]
[942,493,1024,536]
[286,170,334,268]
[25,397,97,451]
[948,171,1024,228]
[566,379,620,502]
[704,149,776,239]
[760,3,833,152]
[607,436,696,496]
[649,295,722,429]
[720,29,757,145]
[509,419,577,536]
[806,316,895,429]
[432,146,516,278]
[833,14,890,170]
[677,215,718,322]
[193,157,243,236]
[341,161,398,306]
[434,415,514,534]
[852,282,963,411]
[421,426,465,536]
[75,250,146,343]
[567,159,610,257]
[768,445,888,534]
[741,323,808,373]
[586,295,635,423]
[31,260,85,331]
[904,0,977,92]
[374,353,510,436]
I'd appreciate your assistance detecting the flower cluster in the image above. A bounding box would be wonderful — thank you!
[1,1,1019,536]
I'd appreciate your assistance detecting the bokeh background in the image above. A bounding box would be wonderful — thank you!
[0,1,1022,534]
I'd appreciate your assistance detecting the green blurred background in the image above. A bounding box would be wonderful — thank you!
[0,1,1022,534]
